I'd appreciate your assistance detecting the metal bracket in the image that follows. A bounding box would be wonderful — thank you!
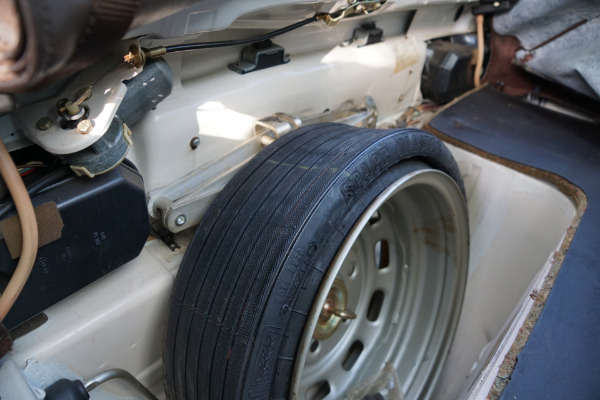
[14,41,142,156]
[85,368,158,400]
[302,96,378,128]
[319,0,387,26]
[255,113,302,145]
[148,97,378,234]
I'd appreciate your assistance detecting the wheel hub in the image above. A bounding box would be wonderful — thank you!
[314,278,356,340]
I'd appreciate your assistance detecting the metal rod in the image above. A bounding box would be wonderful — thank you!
[84,368,159,400]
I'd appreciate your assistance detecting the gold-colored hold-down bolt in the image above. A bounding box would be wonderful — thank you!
[313,278,356,340]
[322,303,357,320]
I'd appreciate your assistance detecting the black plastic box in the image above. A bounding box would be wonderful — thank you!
[0,163,150,329]
[422,40,476,104]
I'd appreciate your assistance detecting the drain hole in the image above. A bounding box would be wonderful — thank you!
[342,341,364,371]
[375,239,390,269]
[310,339,319,353]
[367,290,385,321]
[307,381,331,400]
[369,211,381,225]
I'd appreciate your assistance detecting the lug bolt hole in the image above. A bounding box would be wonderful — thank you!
[342,341,364,371]
[375,239,390,269]
[367,290,385,321]
[310,339,319,353]
[347,262,357,277]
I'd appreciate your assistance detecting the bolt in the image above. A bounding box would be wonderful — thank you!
[493,1,500,6]
[74,86,93,105]
[190,136,201,150]
[36,117,53,131]
[124,45,146,68]
[77,119,94,134]
[175,214,187,226]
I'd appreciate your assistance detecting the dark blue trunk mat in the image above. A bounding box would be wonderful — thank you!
[428,87,600,399]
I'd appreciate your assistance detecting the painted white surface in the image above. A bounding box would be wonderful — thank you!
[128,34,426,193]
[433,145,576,400]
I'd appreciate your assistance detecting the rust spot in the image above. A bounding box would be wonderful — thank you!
[421,226,440,238]
[441,215,457,234]
[520,52,534,63]
[423,238,450,255]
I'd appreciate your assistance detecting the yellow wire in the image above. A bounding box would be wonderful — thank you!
[0,138,38,322]
[474,14,485,88]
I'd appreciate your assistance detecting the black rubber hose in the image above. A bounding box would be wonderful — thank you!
[118,58,174,127]
[164,16,318,53]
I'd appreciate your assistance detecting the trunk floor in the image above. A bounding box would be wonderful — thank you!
[427,87,600,399]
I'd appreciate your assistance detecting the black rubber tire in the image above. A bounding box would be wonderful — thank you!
[163,123,465,400]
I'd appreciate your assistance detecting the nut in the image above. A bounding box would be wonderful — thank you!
[124,45,146,68]
[36,117,53,131]
[175,214,187,226]
[77,119,94,134]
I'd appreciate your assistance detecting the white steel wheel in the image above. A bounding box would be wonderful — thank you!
[292,169,469,400]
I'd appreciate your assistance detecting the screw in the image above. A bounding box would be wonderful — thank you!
[175,214,187,226]
[190,136,201,150]
[36,117,53,131]
[77,119,94,134]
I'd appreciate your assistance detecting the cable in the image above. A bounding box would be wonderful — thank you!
[0,138,38,321]
[474,14,484,88]
[164,16,319,54]
[0,166,71,219]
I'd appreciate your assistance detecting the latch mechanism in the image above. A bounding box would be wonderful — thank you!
[317,0,387,26]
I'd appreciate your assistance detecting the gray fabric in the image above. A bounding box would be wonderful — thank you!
[494,0,600,100]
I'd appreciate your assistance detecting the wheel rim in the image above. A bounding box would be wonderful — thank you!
[291,168,469,400]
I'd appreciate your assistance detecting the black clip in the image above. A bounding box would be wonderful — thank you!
[352,22,383,47]
[228,40,289,74]
[472,0,518,15]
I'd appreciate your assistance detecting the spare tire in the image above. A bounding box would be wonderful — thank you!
[164,123,469,400]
